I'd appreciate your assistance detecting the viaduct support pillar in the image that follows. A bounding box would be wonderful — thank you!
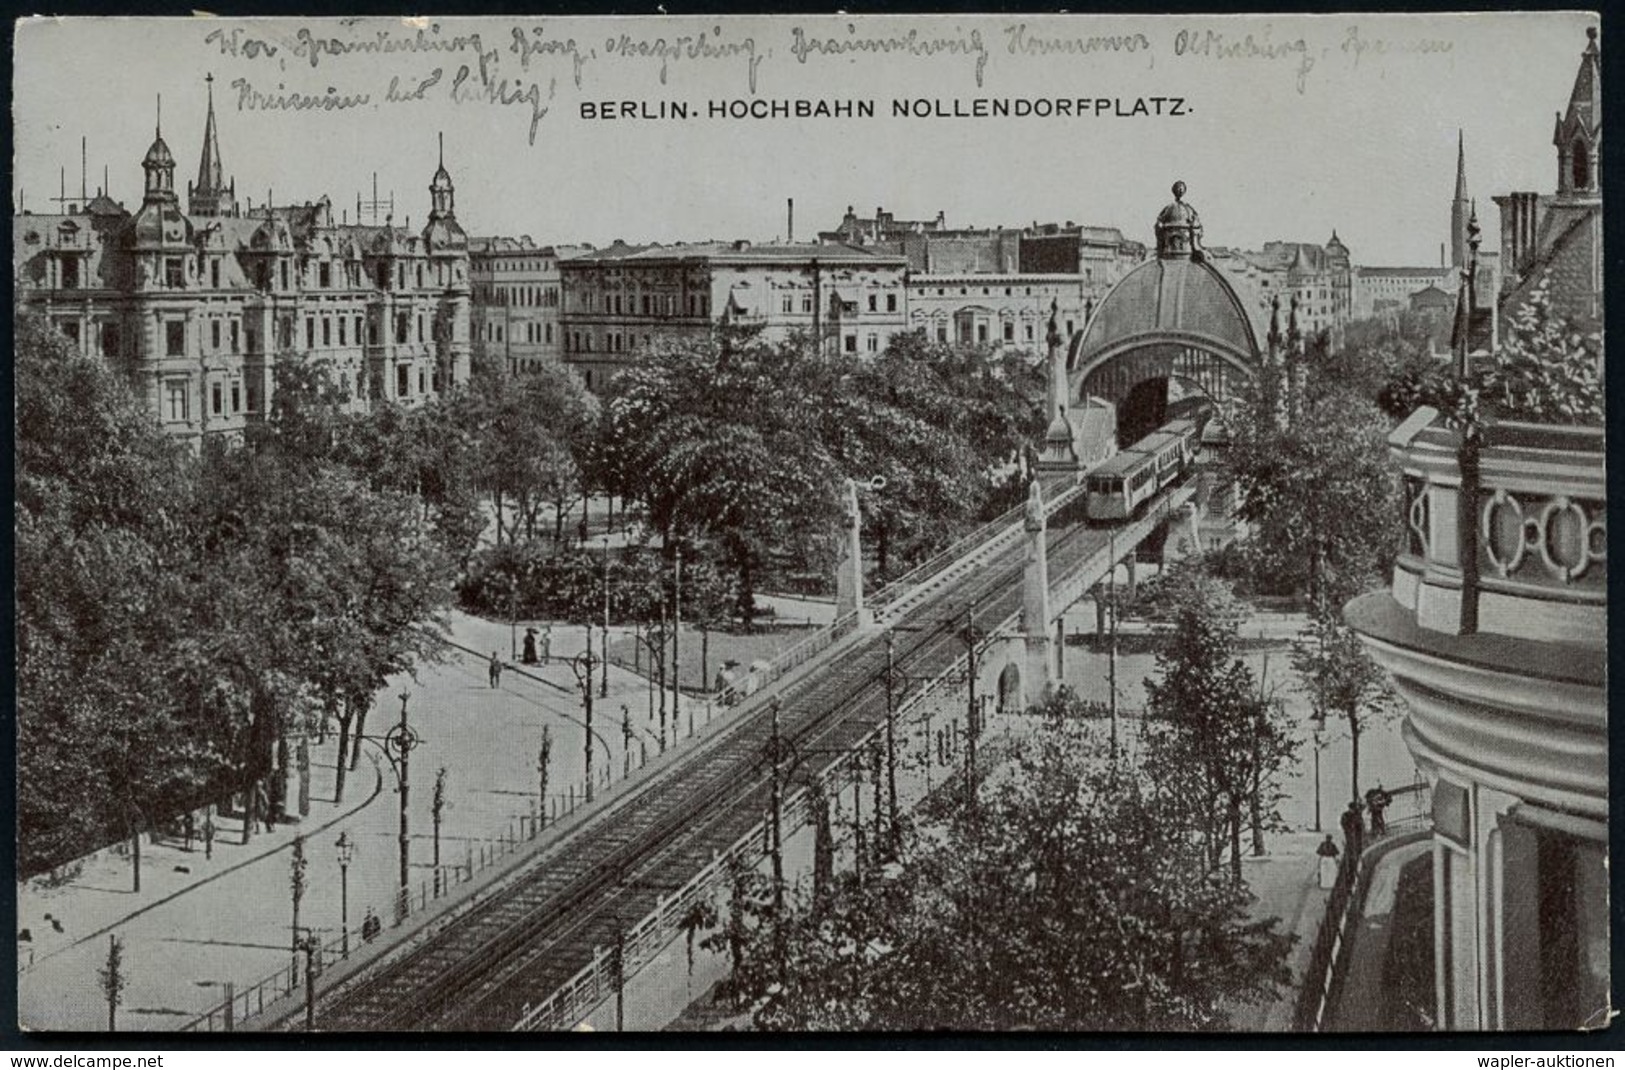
[1020,479,1057,701]
[834,478,870,626]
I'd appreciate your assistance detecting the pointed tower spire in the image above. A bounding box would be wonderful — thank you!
[1450,130,1470,268]
[190,73,235,216]
[1555,26,1601,196]
[1455,130,1468,201]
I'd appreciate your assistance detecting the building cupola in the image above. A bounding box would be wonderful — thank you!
[141,96,176,202]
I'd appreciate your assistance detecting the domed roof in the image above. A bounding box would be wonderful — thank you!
[1069,256,1265,373]
[142,134,175,170]
[422,215,467,252]
[125,201,191,249]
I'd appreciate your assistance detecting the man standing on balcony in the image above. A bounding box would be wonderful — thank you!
[1340,799,1365,857]
[1365,784,1391,836]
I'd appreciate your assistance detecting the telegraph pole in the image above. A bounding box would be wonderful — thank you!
[600,548,610,699]
[768,698,785,912]
[961,607,982,808]
[674,545,686,737]
[882,632,902,848]
[1108,532,1119,758]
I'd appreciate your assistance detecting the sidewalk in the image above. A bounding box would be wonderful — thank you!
[15,609,734,1032]
[1223,831,1333,1031]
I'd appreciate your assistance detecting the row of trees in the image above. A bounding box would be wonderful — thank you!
[596,328,1046,614]
[16,313,454,878]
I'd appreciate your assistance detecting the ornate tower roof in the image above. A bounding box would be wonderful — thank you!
[1555,27,1602,198]
[141,97,177,202]
[1556,26,1602,145]
[423,132,467,252]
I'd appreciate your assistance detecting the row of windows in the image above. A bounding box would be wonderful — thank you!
[474,284,559,308]
[155,255,455,295]
[575,292,712,317]
[482,321,554,344]
[914,284,1060,298]
[567,330,651,354]
[476,257,553,273]
[156,310,442,358]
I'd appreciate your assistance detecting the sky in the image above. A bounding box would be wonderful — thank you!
[12,12,1600,265]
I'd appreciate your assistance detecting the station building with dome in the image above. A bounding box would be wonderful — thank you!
[13,79,472,447]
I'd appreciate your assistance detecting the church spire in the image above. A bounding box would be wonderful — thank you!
[1454,129,1468,202]
[1450,130,1470,268]
[189,74,236,216]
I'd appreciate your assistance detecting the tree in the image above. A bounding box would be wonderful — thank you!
[1291,603,1400,806]
[1142,564,1297,884]
[602,330,842,619]
[711,715,1293,1030]
[15,312,220,877]
[454,360,596,548]
[97,934,126,1031]
[1224,352,1401,606]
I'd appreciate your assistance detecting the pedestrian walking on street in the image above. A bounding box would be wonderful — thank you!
[489,652,503,688]
[1316,834,1341,889]
[202,810,215,860]
[539,627,552,662]
[182,811,195,852]
[1340,799,1364,858]
[1366,783,1392,836]
[522,628,539,665]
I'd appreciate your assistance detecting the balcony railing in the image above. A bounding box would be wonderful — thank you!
[1386,407,1604,645]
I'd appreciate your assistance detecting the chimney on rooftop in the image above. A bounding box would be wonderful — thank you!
[787,198,794,243]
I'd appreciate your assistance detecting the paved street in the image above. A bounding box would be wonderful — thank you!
[16,609,730,1032]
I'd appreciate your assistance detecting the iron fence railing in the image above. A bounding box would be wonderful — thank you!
[1291,780,1431,1032]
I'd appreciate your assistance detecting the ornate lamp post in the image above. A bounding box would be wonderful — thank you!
[569,651,598,803]
[334,832,356,959]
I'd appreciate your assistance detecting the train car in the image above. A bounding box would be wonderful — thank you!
[1084,417,1202,521]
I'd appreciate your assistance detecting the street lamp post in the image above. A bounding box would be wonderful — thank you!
[431,768,448,896]
[383,691,422,895]
[636,622,669,750]
[335,832,355,959]
[1312,716,1326,834]
[537,724,552,828]
[570,651,597,804]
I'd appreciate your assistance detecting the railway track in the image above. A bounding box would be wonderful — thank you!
[308,495,1121,1032]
